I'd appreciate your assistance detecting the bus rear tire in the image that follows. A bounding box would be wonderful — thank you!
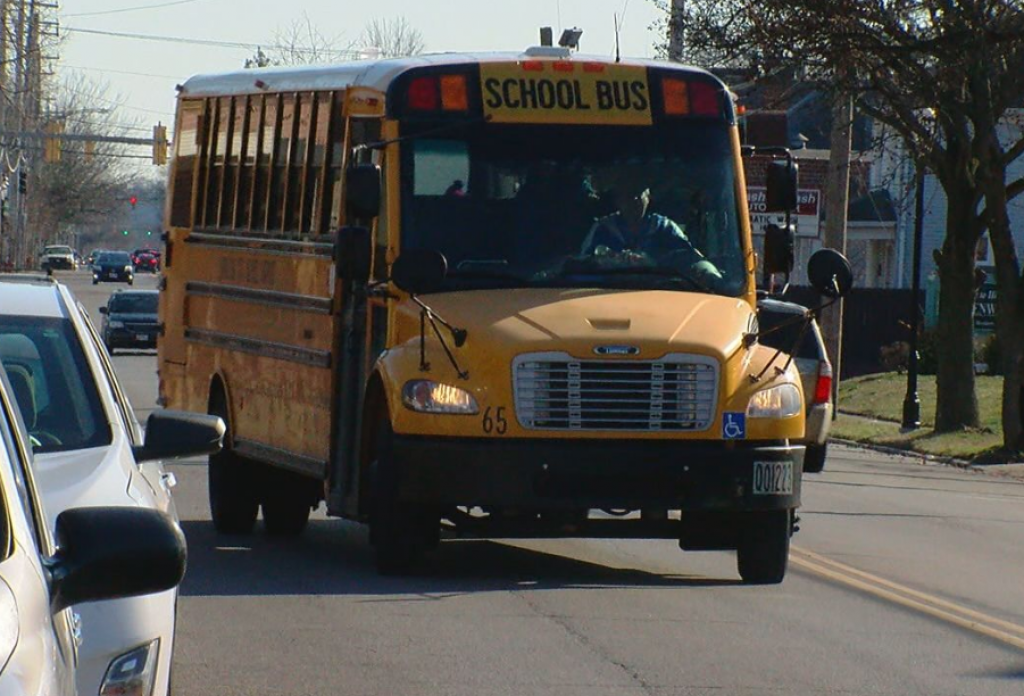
[736,510,791,585]
[261,470,312,536]
[209,450,259,534]
[370,419,436,575]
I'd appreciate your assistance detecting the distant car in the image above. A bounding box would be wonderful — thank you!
[757,297,833,473]
[85,249,106,266]
[39,245,76,271]
[0,361,188,696]
[133,250,160,273]
[92,250,134,285]
[0,274,224,696]
[100,289,159,353]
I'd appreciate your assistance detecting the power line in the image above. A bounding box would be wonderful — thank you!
[65,0,206,18]
[62,63,184,80]
[65,25,364,56]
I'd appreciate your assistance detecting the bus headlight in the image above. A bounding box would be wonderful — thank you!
[402,380,479,414]
[746,384,802,419]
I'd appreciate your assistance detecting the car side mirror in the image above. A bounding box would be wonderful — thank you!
[132,410,224,463]
[808,248,854,298]
[765,159,798,212]
[99,306,108,315]
[391,250,448,295]
[763,223,795,276]
[335,226,372,285]
[47,507,186,613]
[345,163,381,220]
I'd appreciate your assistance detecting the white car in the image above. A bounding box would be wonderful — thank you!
[0,274,223,696]
[39,245,77,272]
[0,362,189,696]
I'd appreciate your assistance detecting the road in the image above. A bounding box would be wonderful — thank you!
[62,269,1024,696]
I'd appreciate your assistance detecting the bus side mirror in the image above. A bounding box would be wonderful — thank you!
[346,163,381,220]
[391,250,447,295]
[763,223,795,276]
[335,226,372,284]
[808,248,854,298]
[765,159,798,212]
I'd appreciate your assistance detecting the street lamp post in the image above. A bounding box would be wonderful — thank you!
[902,165,925,429]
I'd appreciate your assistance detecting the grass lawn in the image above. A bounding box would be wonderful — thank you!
[832,372,1008,461]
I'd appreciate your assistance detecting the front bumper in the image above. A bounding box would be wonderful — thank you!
[393,436,803,512]
[94,269,133,282]
[107,326,159,348]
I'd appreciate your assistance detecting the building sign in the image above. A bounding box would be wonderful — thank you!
[747,187,821,238]
[975,281,997,334]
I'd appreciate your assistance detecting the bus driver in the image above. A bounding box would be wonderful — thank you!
[579,181,724,286]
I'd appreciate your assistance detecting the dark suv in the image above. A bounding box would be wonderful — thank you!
[100,290,159,353]
[92,251,134,285]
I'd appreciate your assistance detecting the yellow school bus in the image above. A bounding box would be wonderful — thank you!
[159,47,849,583]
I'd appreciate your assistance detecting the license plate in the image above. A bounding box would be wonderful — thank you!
[752,461,793,495]
[135,333,148,341]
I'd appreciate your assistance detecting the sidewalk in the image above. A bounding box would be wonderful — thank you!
[834,411,1024,482]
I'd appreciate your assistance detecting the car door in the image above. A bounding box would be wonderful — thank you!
[0,371,77,696]
[72,302,176,517]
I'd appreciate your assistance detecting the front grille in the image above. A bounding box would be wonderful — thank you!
[124,322,157,333]
[514,352,718,432]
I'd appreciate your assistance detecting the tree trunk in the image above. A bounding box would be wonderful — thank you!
[933,192,980,432]
[984,173,1024,452]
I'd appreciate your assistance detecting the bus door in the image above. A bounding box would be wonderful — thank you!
[328,94,386,518]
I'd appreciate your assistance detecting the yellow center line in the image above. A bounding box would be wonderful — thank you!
[790,546,1024,652]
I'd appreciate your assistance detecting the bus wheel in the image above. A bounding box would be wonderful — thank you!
[370,419,436,575]
[209,449,259,534]
[262,469,312,536]
[736,510,791,585]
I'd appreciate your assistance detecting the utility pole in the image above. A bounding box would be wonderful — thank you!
[668,0,685,62]
[821,91,853,407]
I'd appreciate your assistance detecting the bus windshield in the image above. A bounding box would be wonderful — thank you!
[401,121,746,295]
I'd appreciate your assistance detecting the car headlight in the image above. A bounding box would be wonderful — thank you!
[109,320,125,329]
[747,384,802,418]
[100,639,159,696]
[124,265,133,272]
[402,380,479,414]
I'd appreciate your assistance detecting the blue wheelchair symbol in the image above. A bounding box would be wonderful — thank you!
[723,412,746,440]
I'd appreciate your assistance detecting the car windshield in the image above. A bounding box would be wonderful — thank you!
[98,252,130,264]
[400,121,746,296]
[44,246,71,254]
[109,293,157,314]
[0,317,111,453]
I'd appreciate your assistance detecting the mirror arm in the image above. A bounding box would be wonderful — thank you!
[410,295,470,380]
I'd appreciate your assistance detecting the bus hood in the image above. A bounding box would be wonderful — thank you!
[394,288,754,364]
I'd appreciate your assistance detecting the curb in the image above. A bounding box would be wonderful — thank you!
[831,436,1024,482]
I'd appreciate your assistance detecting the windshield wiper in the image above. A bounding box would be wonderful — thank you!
[446,269,528,283]
[557,265,711,292]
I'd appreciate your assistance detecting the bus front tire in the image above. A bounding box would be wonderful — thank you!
[370,419,437,575]
[208,450,259,534]
[261,470,312,536]
[736,510,791,585]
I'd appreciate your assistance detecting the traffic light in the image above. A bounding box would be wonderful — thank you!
[122,230,130,236]
[152,123,168,165]
[129,195,138,208]
[43,121,64,163]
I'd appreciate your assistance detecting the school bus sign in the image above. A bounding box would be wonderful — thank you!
[480,62,653,126]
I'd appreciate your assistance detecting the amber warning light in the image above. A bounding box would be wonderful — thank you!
[407,75,469,112]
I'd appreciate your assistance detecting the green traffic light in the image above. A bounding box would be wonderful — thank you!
[122,230,129,236]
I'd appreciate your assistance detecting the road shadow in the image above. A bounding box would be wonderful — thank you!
[178,518,740,598]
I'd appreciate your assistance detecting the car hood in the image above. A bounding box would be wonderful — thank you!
[31,435,161,532]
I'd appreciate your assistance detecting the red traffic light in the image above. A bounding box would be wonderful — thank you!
[129,195,138,208]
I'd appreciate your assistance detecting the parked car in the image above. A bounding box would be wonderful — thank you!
[757,297,833,473]
[100,289,159,353]
[39,245,77,272]
[0,361,188,696]
[0,274,224,696]
[92,250,134,285]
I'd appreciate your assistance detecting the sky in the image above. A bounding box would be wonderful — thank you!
[60,0,666,153]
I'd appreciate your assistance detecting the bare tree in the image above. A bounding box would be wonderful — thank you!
[245,13,355,67]
[28,75,140,247]
[359,16,425,59]
[650,0,1024,445]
